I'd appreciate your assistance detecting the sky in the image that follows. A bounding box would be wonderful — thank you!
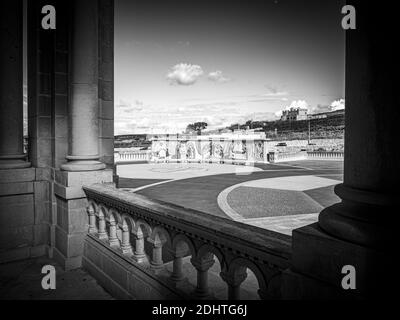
[117,0,345,134]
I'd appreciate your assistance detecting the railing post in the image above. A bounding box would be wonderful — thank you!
[191,257,215,299]
[120,225,133,256]
[171,256,185,282]
[220,271,247,300]
[98,214,108,240]
[132,231,148,264]
[150,241,164,272]
[87,207,97,234]
[108,220,120,247]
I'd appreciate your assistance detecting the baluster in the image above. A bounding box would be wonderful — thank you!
[108,219,120,247]
[220,271,247,300]
[171,256,185,282]
[87,207,97,234]
[98,213,108,240]
[120,224,133,256]
[149,235,164,273]
[132,229,147,264]
[191,256,215,299]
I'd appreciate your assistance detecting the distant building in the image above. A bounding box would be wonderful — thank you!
[281,108,308,121]
[307,109,345,120]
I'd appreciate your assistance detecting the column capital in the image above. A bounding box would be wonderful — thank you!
[220,271,247,287]
[191,257,215,272]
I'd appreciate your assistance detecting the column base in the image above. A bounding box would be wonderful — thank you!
[133,253,149,265]
[61,160,106,172]
[318,184,395,249]
[54,169,113,270]
[282,222,393,299]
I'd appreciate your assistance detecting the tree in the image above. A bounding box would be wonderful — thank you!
[186,122,208,135]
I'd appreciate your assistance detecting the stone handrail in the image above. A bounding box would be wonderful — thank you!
[307,151,344,159]
[115,150,151,163]
[83,184,291,299]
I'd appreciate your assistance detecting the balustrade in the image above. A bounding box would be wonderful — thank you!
[84,184,291,300]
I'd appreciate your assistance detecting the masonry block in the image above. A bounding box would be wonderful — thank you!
[0,194,35,228]
[33,223,50,246]
[0,182,34,196]
[0,226,34,251]
[55,169,113,187]
[0,168,36,183]
[55,94,68,116]
[55,226,86,258]
[56,198,88,234]
[99,100,114,120]
[288,223,388,298]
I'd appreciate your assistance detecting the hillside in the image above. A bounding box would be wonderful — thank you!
[228,112,345,141]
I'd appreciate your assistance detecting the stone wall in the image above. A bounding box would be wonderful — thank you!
[0,168,51,263]
[0,0,115,265]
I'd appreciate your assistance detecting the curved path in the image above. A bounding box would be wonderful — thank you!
[117,160,343,235]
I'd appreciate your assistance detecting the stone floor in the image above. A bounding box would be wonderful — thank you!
[0,257,113,300]
[117,160,343,235]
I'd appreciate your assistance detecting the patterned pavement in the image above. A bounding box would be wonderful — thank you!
[117,160,343,235]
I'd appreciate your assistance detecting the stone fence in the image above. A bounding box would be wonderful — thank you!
[83,184,291,299]
[307,151,344,160]
[114,143,344,166]
[114,150,151,164]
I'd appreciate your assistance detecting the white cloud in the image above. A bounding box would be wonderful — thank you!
[208,70,231,83]
[287,100,309,110]
[330,99,345,111]
[274,100,309,119]
[166,63,204,85]
[274,110,283,118]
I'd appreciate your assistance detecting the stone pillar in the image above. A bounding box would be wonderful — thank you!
[121,225,133,256]
[220,271,247,300]
[132,230,148,264]
[150,240,164,272]
[53,0,114,271]
[87,207,97,234]
[171,256,185,282]
[61,0,105,172]
[191,257,215,298]
[0,1,30,169]
[318,3,397,249]
[108,220,120,247]
[282,1,397,299]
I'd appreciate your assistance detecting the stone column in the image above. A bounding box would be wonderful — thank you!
[61,0,105,172]
[132,230,148,264]
[191,257,215,298]
[171,256,185,282]
[150,241,164,272]
[220,271,247,300]
[282,1,397,299]
[120,225,133,256]
[0,1,30,169]
[318,2,398,248]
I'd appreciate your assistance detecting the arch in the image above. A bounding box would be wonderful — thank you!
[98,204,109,219]
[120,214,135,232]
[172,234,196,258]
[134,219,152,238]
[227,257,267,292]
[108,208,120,224]
[196,244,226,272]
[150,226,172,247]
[87,200,98,215]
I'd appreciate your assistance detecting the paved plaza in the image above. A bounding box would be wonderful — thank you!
[117,160,343,235]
